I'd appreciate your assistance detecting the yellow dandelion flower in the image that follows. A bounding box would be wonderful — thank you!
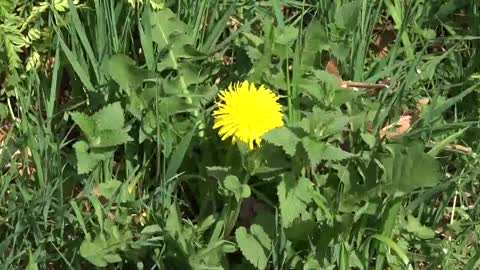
[212,81,284,149]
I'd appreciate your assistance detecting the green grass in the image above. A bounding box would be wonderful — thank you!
[1,0,480,269]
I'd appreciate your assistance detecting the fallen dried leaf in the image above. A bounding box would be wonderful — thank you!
[325,58,343,81]
[379,115,412,139]
[227,17,240,31]
[324,58,387,91]
[445,144,472,153]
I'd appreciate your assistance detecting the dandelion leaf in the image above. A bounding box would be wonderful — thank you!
[278,174,314,227]
[302,138,355,164]
[263,126,301,156]
[380,143,442,194]
[235,226,270,270]
[93,102,125,131]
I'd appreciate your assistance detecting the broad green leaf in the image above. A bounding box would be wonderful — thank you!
[103,254,122,263]
[335,1,361,30]
[360,132,376,149]
[27,249,38,270]
[97,179,122,199]
[278,174,313,227]
[91,129,133,148]
[405,215,435,239]
[206,166,231,181]
[435,0,469,20]
[381,143,442,194]
[80,239,108,267]
[224,175,251,201]
[313,70,342,88]
[250,225,271,249]
[79,224,132,267]
[177,62,209,86]
[304,257,321,270]
[263,126,301,156]
[235,226,269,270]
[73,141,108,174]
[302,138,355,164]
[165,123,197,180]
[302,21,329,69]
[71,112,96,138]
[300,107,349,139]
[93,102,125,131]
[141,225,163,234]
[106,54,154,89]
[274,25,298,45]
[150,8,188,50]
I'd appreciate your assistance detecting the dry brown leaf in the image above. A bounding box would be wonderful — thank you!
[227,17,240,31]
[445,144,472,153]
[416,97,430,111]
[379,115,412,139]
[324,58,388,91]
[325,58,343,81]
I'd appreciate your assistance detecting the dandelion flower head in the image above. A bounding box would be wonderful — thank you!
[212,81,283,149]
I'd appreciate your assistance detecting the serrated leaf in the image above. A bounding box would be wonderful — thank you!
[97,179,122,199]
[278,174,313,227]
[80,239,108,267]
[71,112,96,138]
[250,224,272,249]
[165,203,182,236]
[91,129,133,148]
[335,1,361,30]
[103,254,122,263]
[302,138,355,164]
[150,8,189,50]
[263,126,301,156]
[73,141,100,174]
[177,62,209,86]
[206,166,231,181]
[93,102,125,131]
[106,54,154,89]
[235,226,268,270]
[313,70,342,88]
[80,225,132,267]
[224,175,251,201]
[300,107,349,139]
[405,215,435,239]
[301,21,329,69]
[274,25,298,45]
[141,224,163,234]
[381,143,442,194]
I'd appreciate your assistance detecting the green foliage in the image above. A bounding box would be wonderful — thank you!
[262,126,301,156]
[278,174,314,228]
[79,221,133,267]
[335,1,362,30]
[302,138,355,164]
[380,143,442,194]
[223,175,251,202]
[235,225,271,270]
[71,102,132,173]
